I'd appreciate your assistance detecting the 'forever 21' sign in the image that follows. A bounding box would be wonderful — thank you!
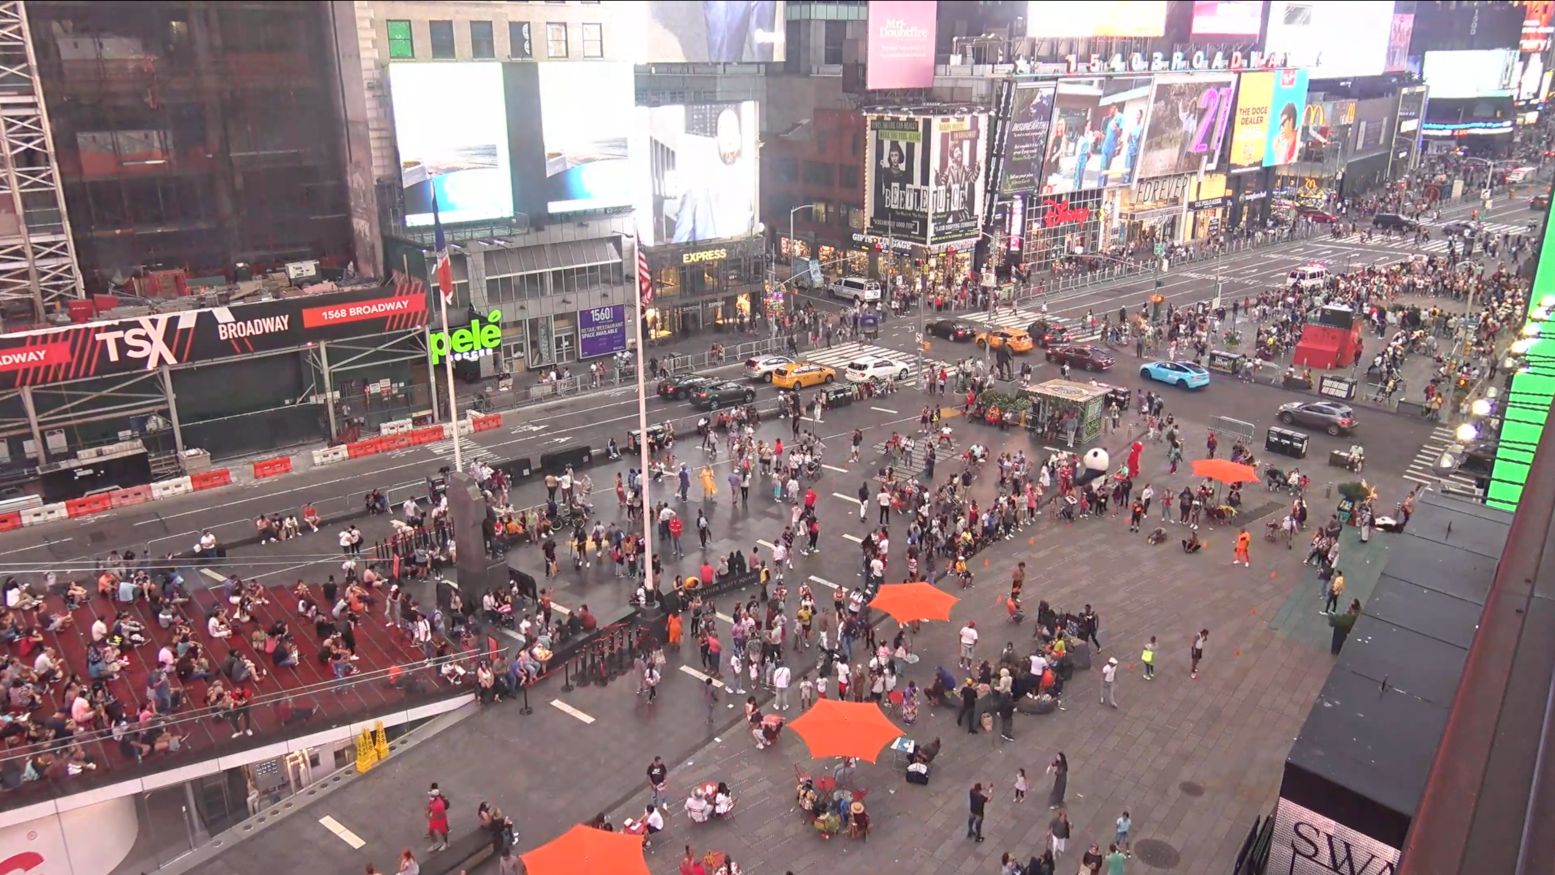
[1266,798,1399,875]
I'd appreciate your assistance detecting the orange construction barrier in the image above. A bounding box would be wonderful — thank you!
[472,414,503,432]
[252,457,293,479]
[383,434,412,451]
[190,469,232,491]
[0,512,20,533]
[347,438,383,459]
[109,485,153,508]
[411,426,444,445]
[65,494,114,519]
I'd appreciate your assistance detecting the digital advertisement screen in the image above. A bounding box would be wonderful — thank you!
[638,0,786,63]
[1040,77,1152,196]
[1517,53,1548,104]
[1001,84,1057,195]
[1264,68,1310,166]
[929,114,987,245]
[867,1,937,90]
[1266,798,1401,875]
[865,116,932,244]
[1523,0,1554,54]
[1191,1,1265,36]
[1026,1,1167,38]
[390,63,513,227]
[1137,74,1237,180]
[539,64,634,213]
[1423,50,1518,99]
[633,102,760,246]
[1386,13,1415,73]
[1265,1,1395,79]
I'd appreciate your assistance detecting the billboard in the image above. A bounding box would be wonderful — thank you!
[1423,50,1518,99]
[1191,1,1265,36]
[639,1,785,63]
[929,114,987,245]
[578,305,628,358]
[1265,798,1401,875]
[1385,14,1414,73]
[1228,69,1308,171]
[1040,77,1152,196]
[865,116,932,244]
[0,282,429,390]
[1264,69,1310,166]
[633,102,760,246]
[1136,74,1237,180]
[1026,1,1167,38]
[1265,1,1394,79]
[867,1,937,90]
[390,62,513,227]
[538,64,634,213]
[1000,84,1057,195]
[1523,1,1555,54]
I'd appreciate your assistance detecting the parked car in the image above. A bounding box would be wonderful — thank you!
[1026,319,1071,347]
[925,319,977,341]
[1531,192,1550,211]
[1044,344,1115,371]
[1453,439,1497,478]
[770,362,837,390]
[744,354,796,382]
[1372,212,1418,232]
[1139,360,1211,389]
[1277,400,1358,436]
[1441,220,1483,238]
[690,381,757,410]
[844,357,911,384]
[974,328,1035,353]
[656,374,718,401]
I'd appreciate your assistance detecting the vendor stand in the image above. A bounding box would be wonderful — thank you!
[1206,350,1246,375]
[1021,380,1109,446]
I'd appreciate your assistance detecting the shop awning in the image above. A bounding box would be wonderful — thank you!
[1119,204,1181,223]
[484,239,621,276]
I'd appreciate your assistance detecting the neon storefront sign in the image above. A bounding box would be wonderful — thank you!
[1038,198,1093,228]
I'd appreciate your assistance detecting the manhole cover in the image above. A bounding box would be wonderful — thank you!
[1178,781,1205,797]
[1134,839,1182,870]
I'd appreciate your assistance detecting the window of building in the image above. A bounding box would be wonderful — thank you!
[839,165,859,190]
[552,262,623,295]
[470,21,495,59]
[823,20,845,65]
[773,158,799,184]
[784,20,802,74]
[429,20,456,59]
[386,20,414,59]
[582,23,604,58]
[802,161,834,187]
[817,129,829,153]
[851,131,863,153]
[546,22,568,58]
[510,21,533,59]
[486,272,547,304]
[812,202,830,224]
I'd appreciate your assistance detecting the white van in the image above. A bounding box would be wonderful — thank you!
[1287,264,1329,291]
[828,276,882,303]
[1508,166,1537,184]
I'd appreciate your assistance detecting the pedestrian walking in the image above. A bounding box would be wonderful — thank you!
[773,660,792,710]
[1328,599,1361,655]
[1105,843,1129,874]
[955,679,979,734]
[1115,810,1133,856]
[1013,767,1028,802]
[1191,629,1208,679]
[1232,527,1251,567]
[967,782,988,842]
[1100,657,1119,708]
[1141,636,1157,680]
[702,677,719,722]
[1050,810,1072,858]
[647,756,669,810]
[425,785,450,852]
[958,621,978,670]
[1324,569,1345,613]
[1046,753,1068,809]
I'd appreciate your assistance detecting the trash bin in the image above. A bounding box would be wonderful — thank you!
[1264,426,1310,459]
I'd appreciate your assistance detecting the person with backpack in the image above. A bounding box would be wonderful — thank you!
[426,784,450,852]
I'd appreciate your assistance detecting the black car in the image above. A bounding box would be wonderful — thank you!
[1532,193,1550,212]
[1044,344,1114,371]
[925,319,977,341]
[690,381,757,410]
[1372,212,1418,232]
[656,374,718,400]
[1455,440,1498,478]
[1026,319,1070,348]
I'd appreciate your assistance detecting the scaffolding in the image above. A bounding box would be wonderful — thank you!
[0,0,81,321]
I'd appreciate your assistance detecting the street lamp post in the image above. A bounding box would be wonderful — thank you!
[977,230,1000,370]
[789,204,819,271]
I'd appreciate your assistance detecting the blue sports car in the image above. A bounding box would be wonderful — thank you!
[1139,360,1211,389]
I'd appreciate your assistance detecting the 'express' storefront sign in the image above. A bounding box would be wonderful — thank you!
[682,248,728,265]
[0,280,428,389]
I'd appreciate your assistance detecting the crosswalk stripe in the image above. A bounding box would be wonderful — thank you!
[680,664,727,689]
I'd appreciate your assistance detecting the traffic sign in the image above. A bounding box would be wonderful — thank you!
[1153,243,1165,256]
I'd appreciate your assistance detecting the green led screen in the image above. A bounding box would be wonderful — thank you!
[1486,206,1555,511]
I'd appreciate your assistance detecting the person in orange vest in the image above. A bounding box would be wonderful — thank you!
[1233,527,1252,568]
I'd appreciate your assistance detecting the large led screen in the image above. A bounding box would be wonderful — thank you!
[1264,68,1310,166]
[390,63,513,227]
[1026,1,1167,38]
[1040,78,1152,196]
[1228,69,1308,171]
[634,102,760,246]
[640,0,786,63]
[865,115,932,244]
[539,63,634,213]
[1423,50,1518,99]
[929,114,988,245]
[1001,84,1057,195]
[1136,74,1237,179]
[867,1,937,90]
[1385,13,1415,73]
[1265,1,1394,80]
[1191,1,1265,36]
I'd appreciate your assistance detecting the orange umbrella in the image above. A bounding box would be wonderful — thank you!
[867,581,960,623]
[787,699,904,763]
[1190,458,1260,485]
[521,824,650,875]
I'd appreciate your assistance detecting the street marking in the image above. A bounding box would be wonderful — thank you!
[716,611,735,624]
[809,575,840,590]
[833,493,863,504]
[549,603,572,616]
[1403,474,1437,486]
[871,406,899,414]
[549,699,596,724]
[680,665,727,689]
[842,533,864,543]
[822,464,849,473]
[757,539,776,550]
[319,816,366,849]
[199,567,225,581]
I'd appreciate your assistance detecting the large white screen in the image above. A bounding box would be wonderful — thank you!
[1265,1,1394,80]
[1026,1,1167,38]
[1423,50,1518,99]
[389,62,513,227]
[633,102,760,246]
[539,63,635,213]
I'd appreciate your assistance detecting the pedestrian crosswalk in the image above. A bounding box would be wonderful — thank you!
[959,308,1103,344]
[1322,221,1531,255]
[1404,425,1480,492]
[800,340,934,381]
[427,437,499,468]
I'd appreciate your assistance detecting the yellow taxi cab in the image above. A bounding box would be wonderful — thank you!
[771,362,837,390]
[974,328,1034,353]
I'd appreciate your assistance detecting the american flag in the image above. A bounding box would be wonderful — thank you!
[635,240,653,308]
[432,191,454,307]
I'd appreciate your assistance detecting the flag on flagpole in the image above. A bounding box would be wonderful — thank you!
[432,191,454,307]
[635,239,654,309]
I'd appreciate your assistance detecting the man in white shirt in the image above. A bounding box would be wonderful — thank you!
[958,621,978,670]
[877,488,893,525]
[772,540,788,583]
[1100,656,1119,708]
[773,661,792,710]
[1029,651,1048,678]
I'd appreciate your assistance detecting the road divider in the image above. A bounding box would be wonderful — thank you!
[252,457,293,479]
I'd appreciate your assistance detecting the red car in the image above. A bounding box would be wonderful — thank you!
[1298,207,1341,224]
[1045,344,1115,371]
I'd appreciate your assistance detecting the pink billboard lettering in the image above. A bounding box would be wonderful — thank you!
[866,1,937,90]
[0,853,44,875]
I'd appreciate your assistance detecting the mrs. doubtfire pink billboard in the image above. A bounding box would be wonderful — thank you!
[866,1,938,90]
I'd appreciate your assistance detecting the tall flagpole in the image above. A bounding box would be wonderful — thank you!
[433,193,463,472]
[441,288,464,473]
[633,236,656,593]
